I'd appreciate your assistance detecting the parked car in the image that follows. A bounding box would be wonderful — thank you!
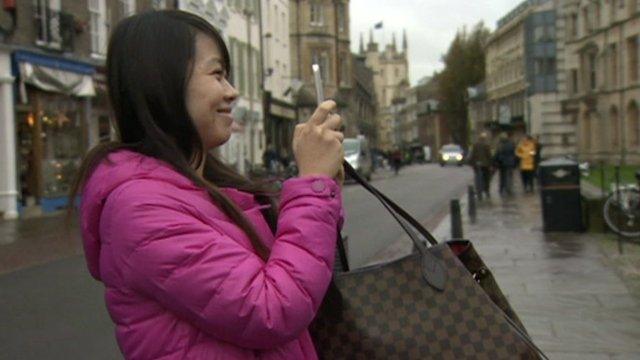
[344,136,373,181]
[439,144,464,166]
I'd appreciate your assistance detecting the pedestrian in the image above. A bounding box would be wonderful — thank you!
[493,132,517,196]
[516,134,536,193]
[467,132,493,200]
[391,147,402,175]
[262,143,280,175]
[533,135,543,189]
[69,10,345,359]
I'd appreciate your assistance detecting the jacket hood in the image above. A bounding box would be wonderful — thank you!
[79,150,202,281]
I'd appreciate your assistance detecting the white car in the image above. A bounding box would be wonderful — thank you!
[439,144,464,166]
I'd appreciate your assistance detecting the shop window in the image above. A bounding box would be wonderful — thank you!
[34,0,62,49]
[98,116,112,142]
[40,107,83,198]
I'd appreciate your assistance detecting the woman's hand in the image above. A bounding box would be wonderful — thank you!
[293,100,344,182]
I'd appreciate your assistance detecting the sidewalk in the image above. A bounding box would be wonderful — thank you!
[450,190,640,359]
[0,212,83,275]
[368,183,640,359]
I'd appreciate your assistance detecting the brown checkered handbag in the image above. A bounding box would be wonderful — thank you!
[309,162,547,359]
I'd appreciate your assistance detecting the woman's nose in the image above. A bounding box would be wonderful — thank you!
[224,81,239,103]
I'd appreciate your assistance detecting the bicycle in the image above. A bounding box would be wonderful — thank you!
[603,171,640,238]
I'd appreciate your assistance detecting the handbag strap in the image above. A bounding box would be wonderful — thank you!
[342,161,439,247]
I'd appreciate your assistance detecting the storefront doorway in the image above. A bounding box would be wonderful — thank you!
[16,89,85,214]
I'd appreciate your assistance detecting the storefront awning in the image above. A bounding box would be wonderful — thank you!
[13,50,96,100]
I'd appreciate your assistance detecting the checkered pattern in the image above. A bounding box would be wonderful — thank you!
[310,242,540,359]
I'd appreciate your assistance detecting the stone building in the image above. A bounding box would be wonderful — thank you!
[0,0,171,218]
[563,0,640,164]
[486,0,574,159]
[289,0,351,124]
[260,0,296,161]
[361,30,409,151]
[347,53,377,143]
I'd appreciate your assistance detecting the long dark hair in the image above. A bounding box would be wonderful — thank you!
[68,10,276,260]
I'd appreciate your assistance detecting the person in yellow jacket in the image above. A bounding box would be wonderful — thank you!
[516,135,536,193]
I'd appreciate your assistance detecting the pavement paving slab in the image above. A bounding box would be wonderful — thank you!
[462,189,640,359]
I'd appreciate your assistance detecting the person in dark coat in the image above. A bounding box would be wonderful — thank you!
[493,132,517,196]
[467,132,493,200]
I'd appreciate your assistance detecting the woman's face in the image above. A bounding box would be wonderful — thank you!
[185,33,239,150]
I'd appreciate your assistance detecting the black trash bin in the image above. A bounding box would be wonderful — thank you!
[539,158,583,232]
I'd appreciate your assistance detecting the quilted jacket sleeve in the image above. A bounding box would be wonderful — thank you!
[102,176,342,350]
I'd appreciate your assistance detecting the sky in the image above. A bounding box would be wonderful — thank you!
[350,0,521,86]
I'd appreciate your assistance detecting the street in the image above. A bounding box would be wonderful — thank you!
[342,163,472,267]
[0,163,472,359]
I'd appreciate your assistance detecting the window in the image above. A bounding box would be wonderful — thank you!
[310,3,324,26]
[610,44,618,88]
[34,0,61,48]
[89,0,108,56]
[151,0,165,10]
[589,53,597,90]
[571,69,578,94]
[339,54,348,86]
[570,13,578,39]
[119,0,136,18]
[337,3,345,32]
[282,12,286,39]
[628,101,639,147]
[628,36,639,82]
[274,5,279,41]
[534,26,545,42]
[312,49,330,81]
[582,7,590,34]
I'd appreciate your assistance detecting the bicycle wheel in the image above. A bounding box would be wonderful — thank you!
[604,189,640,238]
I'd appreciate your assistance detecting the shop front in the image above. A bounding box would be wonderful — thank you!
[264,91,297,159]
[12,51,96,215]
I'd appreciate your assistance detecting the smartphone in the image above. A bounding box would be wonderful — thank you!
[312,63,324,105]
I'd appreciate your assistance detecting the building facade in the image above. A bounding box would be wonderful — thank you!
[563,0,640,164]
[346,53,377,143]
[361,30,409,151]
[260,0,296,160]
[0,0,172,219]
[289,0,351,126]
[485,0,574,159]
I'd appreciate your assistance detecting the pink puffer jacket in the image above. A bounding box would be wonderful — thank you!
[79,150,343,359]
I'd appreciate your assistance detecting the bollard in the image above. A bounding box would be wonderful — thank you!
[468,185,477,224]
[450,199,464,239]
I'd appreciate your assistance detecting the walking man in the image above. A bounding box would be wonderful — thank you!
[468,132,493,200]
[494,132,516,196]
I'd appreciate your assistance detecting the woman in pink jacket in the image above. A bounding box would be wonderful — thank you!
[70,10,344,359]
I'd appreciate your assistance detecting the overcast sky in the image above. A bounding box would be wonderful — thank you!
[350,0,521,85]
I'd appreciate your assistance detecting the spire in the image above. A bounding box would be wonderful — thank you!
[403,29,408,53]
[391,32,397,51]
[369,29,373,46]
[359,32,364,54]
